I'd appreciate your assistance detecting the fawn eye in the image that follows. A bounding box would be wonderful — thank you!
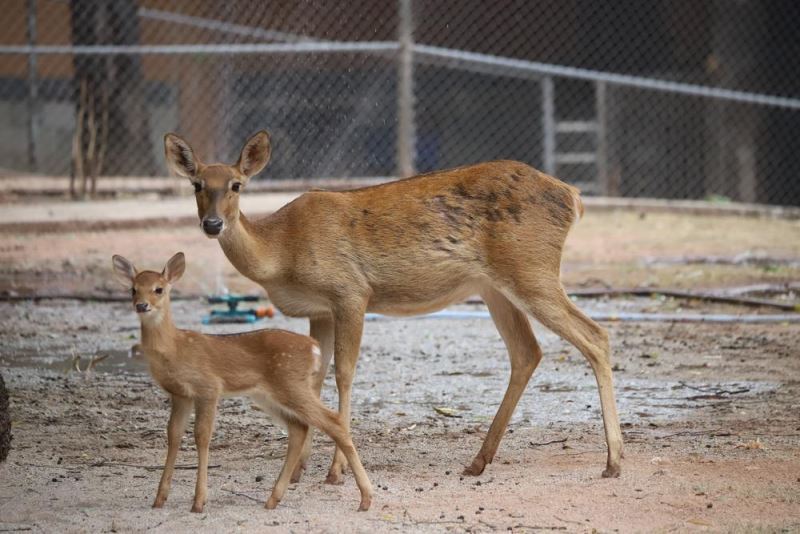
[131,288,136,296]
[155,287,164,295]
[193,182,202,193]
[231,182,241,193]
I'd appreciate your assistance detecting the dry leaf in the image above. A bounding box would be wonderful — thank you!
[433,406,461,418]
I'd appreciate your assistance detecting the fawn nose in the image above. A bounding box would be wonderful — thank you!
[135,302,150,313]
[202,217,224,235]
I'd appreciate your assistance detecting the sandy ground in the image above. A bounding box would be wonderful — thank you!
[1,209,799,297]
[1,206,800,532]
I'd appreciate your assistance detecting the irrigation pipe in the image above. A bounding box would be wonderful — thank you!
[1,290,797,323]
[365,310,800,324]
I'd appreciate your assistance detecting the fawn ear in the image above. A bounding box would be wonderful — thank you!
[236,130,271,180]
[162,252,185,284]
[164,133,202,179]
[112,255,137,287]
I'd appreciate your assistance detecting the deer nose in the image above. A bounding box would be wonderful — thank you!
[135,302,150,313]
[202,217,224,235]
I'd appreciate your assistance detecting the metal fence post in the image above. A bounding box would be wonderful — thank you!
[595,80,609,195]
[396,0,416,177]
[541,76,555,175]
[26,0,39,173]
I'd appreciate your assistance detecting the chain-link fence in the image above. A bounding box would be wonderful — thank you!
[1,1,799,204]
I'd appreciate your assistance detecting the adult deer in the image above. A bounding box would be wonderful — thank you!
[164,131,623,482]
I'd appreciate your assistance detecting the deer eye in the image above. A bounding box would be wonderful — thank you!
[193,182,202,193]
[155,287,164,295]
[231,182,241,193]
[131,288,136,296]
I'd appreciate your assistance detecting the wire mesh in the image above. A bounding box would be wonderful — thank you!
[0,0,798,205]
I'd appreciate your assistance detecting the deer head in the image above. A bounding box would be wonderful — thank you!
[112,252,185,321]
[163,131,272,238]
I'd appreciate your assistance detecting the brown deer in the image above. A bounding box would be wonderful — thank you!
[111,252,373,512]
[163,131,623,483]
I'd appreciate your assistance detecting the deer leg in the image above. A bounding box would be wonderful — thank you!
[191,398,218,513]
[463,287,542,476]
[266,420,308,509]
[523,282,623,478]
[291,315,334,483]
[325,305,366,485]
[313,409,372,511]
[153,395,192,508]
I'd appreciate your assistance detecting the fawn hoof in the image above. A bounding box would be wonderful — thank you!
[190,502,205,513]
[325,470,345,485]
[152,498,165,509]
[462,455,487,476]
[325,461,346,485]
[358,496,372,512]
[265,496,279,510]
[602,464,621,478]
[290,462,305,484]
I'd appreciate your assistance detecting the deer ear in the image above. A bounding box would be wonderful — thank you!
[236,130,271,180]
[164,133,202,179]
[162,252,185,284]
[112,255,137,287]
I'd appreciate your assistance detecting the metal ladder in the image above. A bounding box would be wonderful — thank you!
[540,77,608,194]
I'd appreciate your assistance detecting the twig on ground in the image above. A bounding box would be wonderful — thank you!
[86,354,109,372]
[220,487,263,503]
[654,430,732,440]
[87,460,221,471]
[554,515,585,526]
[687,390,749,400]
[528,438,568,448]
[513,525,567,531]
[677,382,751,399]
[553,449,605,457]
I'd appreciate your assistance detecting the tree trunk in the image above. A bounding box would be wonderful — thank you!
[0,373,11,463]
[103,0,155,176]
[69,0,154,193]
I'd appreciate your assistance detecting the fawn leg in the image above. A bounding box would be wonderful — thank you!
[191,398,217,513]
[153,395,192,508]
[266,421,309,509]
[314,411,373,511]
[291,316,334,483]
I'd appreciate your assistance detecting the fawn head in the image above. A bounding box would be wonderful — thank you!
[112,252,186,321]
[163,131,272,238]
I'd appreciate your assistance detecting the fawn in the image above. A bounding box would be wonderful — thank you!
[111,252,373,512]
[164,131,623,483]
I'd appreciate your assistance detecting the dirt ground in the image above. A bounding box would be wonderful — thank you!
[1,207,800,533]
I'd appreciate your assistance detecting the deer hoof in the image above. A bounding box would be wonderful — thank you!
[462,456,487,476]
[358,496,372,512]
[290,462,305,484]
[602,465,621,478]
[265,497,279,510]
[325,470,345,485]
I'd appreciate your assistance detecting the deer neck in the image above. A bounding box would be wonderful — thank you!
[217,211,284,285]
[140,306,178,356]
